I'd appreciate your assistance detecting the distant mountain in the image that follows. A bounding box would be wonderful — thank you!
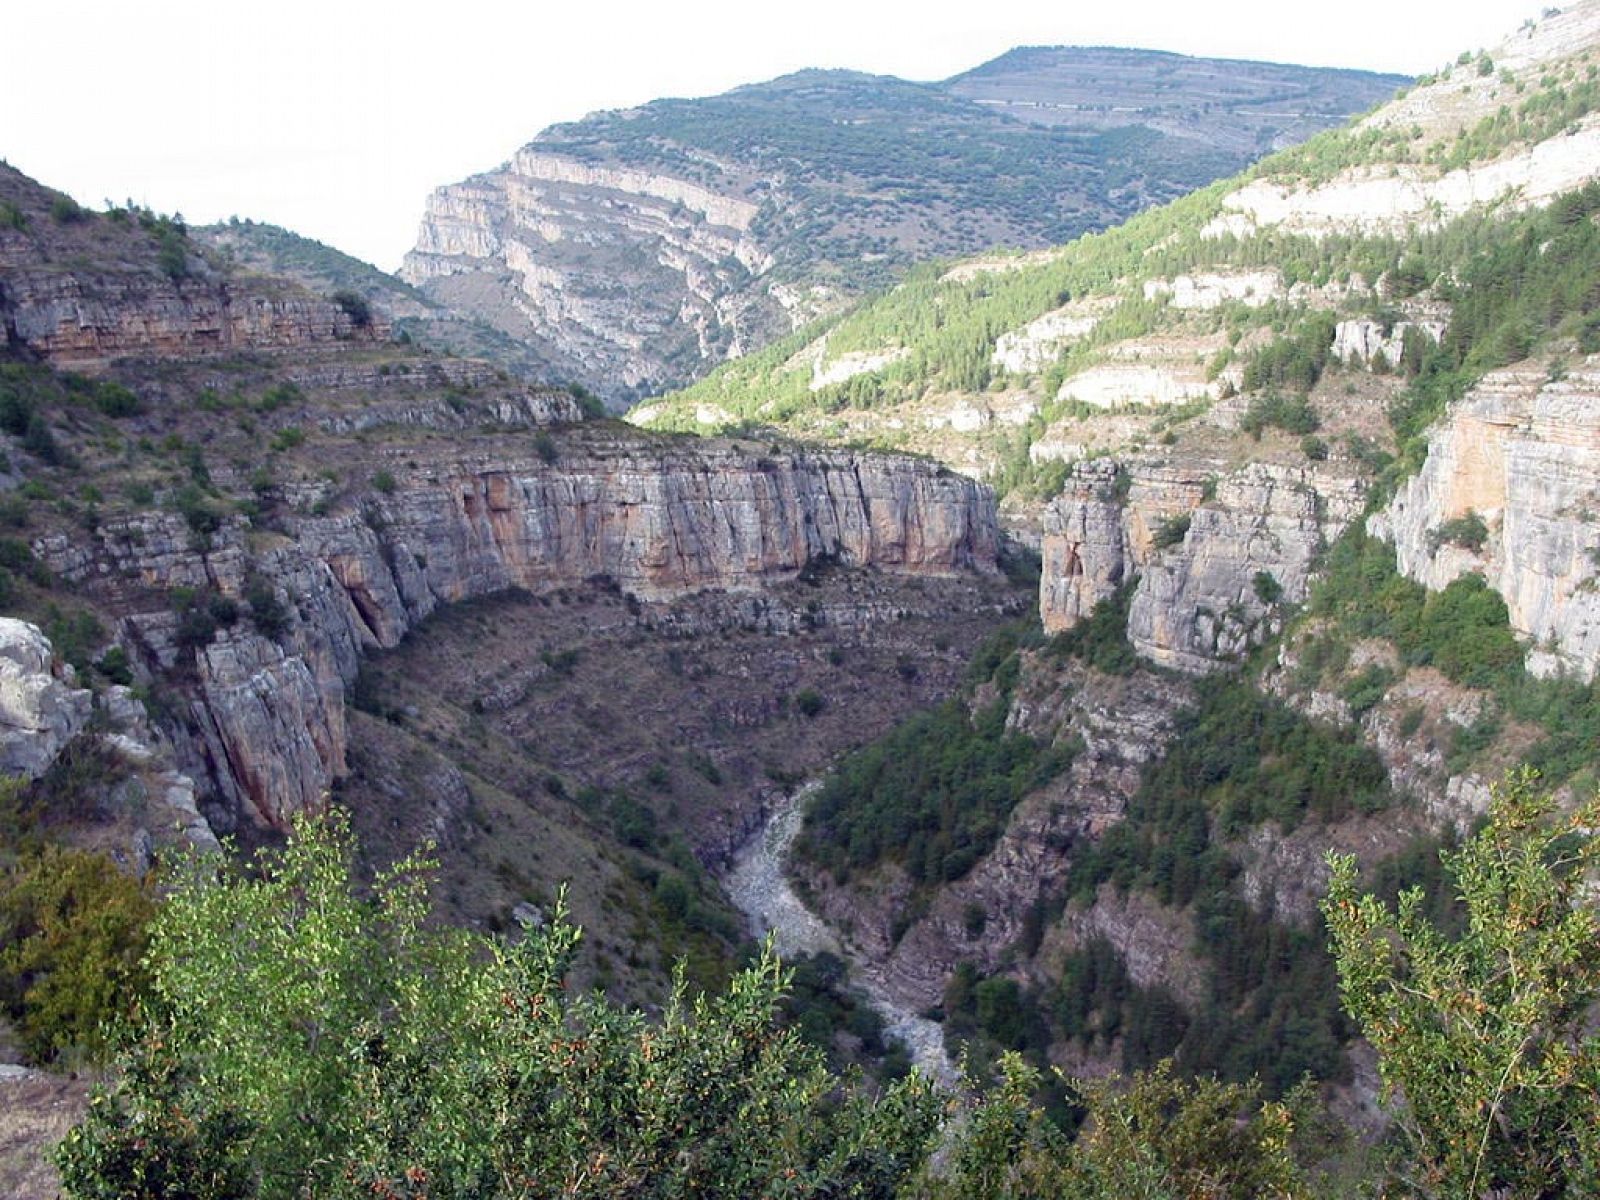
[401,51,1406,404]
[946,45,1404,152]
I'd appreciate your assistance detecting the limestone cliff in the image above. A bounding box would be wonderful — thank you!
[34,431,999,828]
[1371,360,1600,681]
[1041,457,1366,672]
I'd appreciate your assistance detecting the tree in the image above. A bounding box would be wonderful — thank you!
[57,809,944,1199]
[1324,770,1600,1198]
[0,845,156,1064]
[922,1056,1308,1200]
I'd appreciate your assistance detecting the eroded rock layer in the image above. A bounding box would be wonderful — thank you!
[35,433,999,827]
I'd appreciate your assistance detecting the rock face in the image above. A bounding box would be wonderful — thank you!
[1331,316,1446,367]
[1042,459,1367,672]
[2,270,384,362]
[0,164,388,364]
[1371,360,1600,681]
[38,434,1000,827]
[403,150,781,404]
[0,618,92,778]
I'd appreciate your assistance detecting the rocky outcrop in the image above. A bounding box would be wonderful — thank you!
[879,660,1189,1008]
[1042,459,1367,672]
[1371,360,1600,680]
[1130,464,1366,672]
[37,434,1000,828]
[1143,270,1282,310]
[1,267,387,363]
[1331,316,1445,368]
[0,619,216,854]
[991,302,1103,374]
[401,151,784,405]
[0,618,92,778]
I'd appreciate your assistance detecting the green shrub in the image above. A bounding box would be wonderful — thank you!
[0,846,156,1065]
[1241,391,1320,439]
[1326,772,1600,1199]
[1427,510,1490,552]
[55,811,945,1200]
[1151,512,1191,550]
[795,688,825,718]
[1252,570,1284,605]
[244,572,291,639]
[1049,582,1139,676]
[91,382,141,418]
[329,290,371,328]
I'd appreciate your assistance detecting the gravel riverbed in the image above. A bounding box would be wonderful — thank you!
[724,784,957,1086]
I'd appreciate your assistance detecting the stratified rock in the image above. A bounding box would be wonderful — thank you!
[1130,463,1365,672]
[37,433,1000,828]
[1372,360,1600,680]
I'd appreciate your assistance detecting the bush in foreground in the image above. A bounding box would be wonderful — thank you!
[56,810,944,1199]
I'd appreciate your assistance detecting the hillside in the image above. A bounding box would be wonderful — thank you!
[947,45,1399,152]
[641,0,1600,1110]
[400,52,1403,404]
[195,219,561,383]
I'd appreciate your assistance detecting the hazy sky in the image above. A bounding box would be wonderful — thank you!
[9,0,1540,271]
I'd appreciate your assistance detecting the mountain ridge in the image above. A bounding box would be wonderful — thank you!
[400,46,1405,403]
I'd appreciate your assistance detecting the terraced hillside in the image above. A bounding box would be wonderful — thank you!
[402,53,1403,403]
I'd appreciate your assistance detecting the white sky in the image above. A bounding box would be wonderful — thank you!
[7,0,1541,271]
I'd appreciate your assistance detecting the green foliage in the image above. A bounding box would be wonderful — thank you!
[1252,570,1284,606]
[1309,528,1523,689]
[1241,391,1320,439]
[244,572,291,640]
[924,1056,1310,1200]
[57,811,945,1200]
[1053,938,1192,1075]
[1325,771,1600,1198]
[1057,674,1391,1096]
[371,468,397,494]
[90,381,141,417]
[43,605,106,675]
[1151,512,1191,550]
[0,846,156,1064]
[795,687,825,718]
[1047,582,1139,676]
[801,691,1072,892]
[50,193,89,224]
[329,289,372,328]
[57,1044,256,1200]
[171,586,238,652]
[172,483,227,546]
[1426,509,1489,552]
[1390,181,1600,470]
[1241,313,1336,395]
[255,382,301,413]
